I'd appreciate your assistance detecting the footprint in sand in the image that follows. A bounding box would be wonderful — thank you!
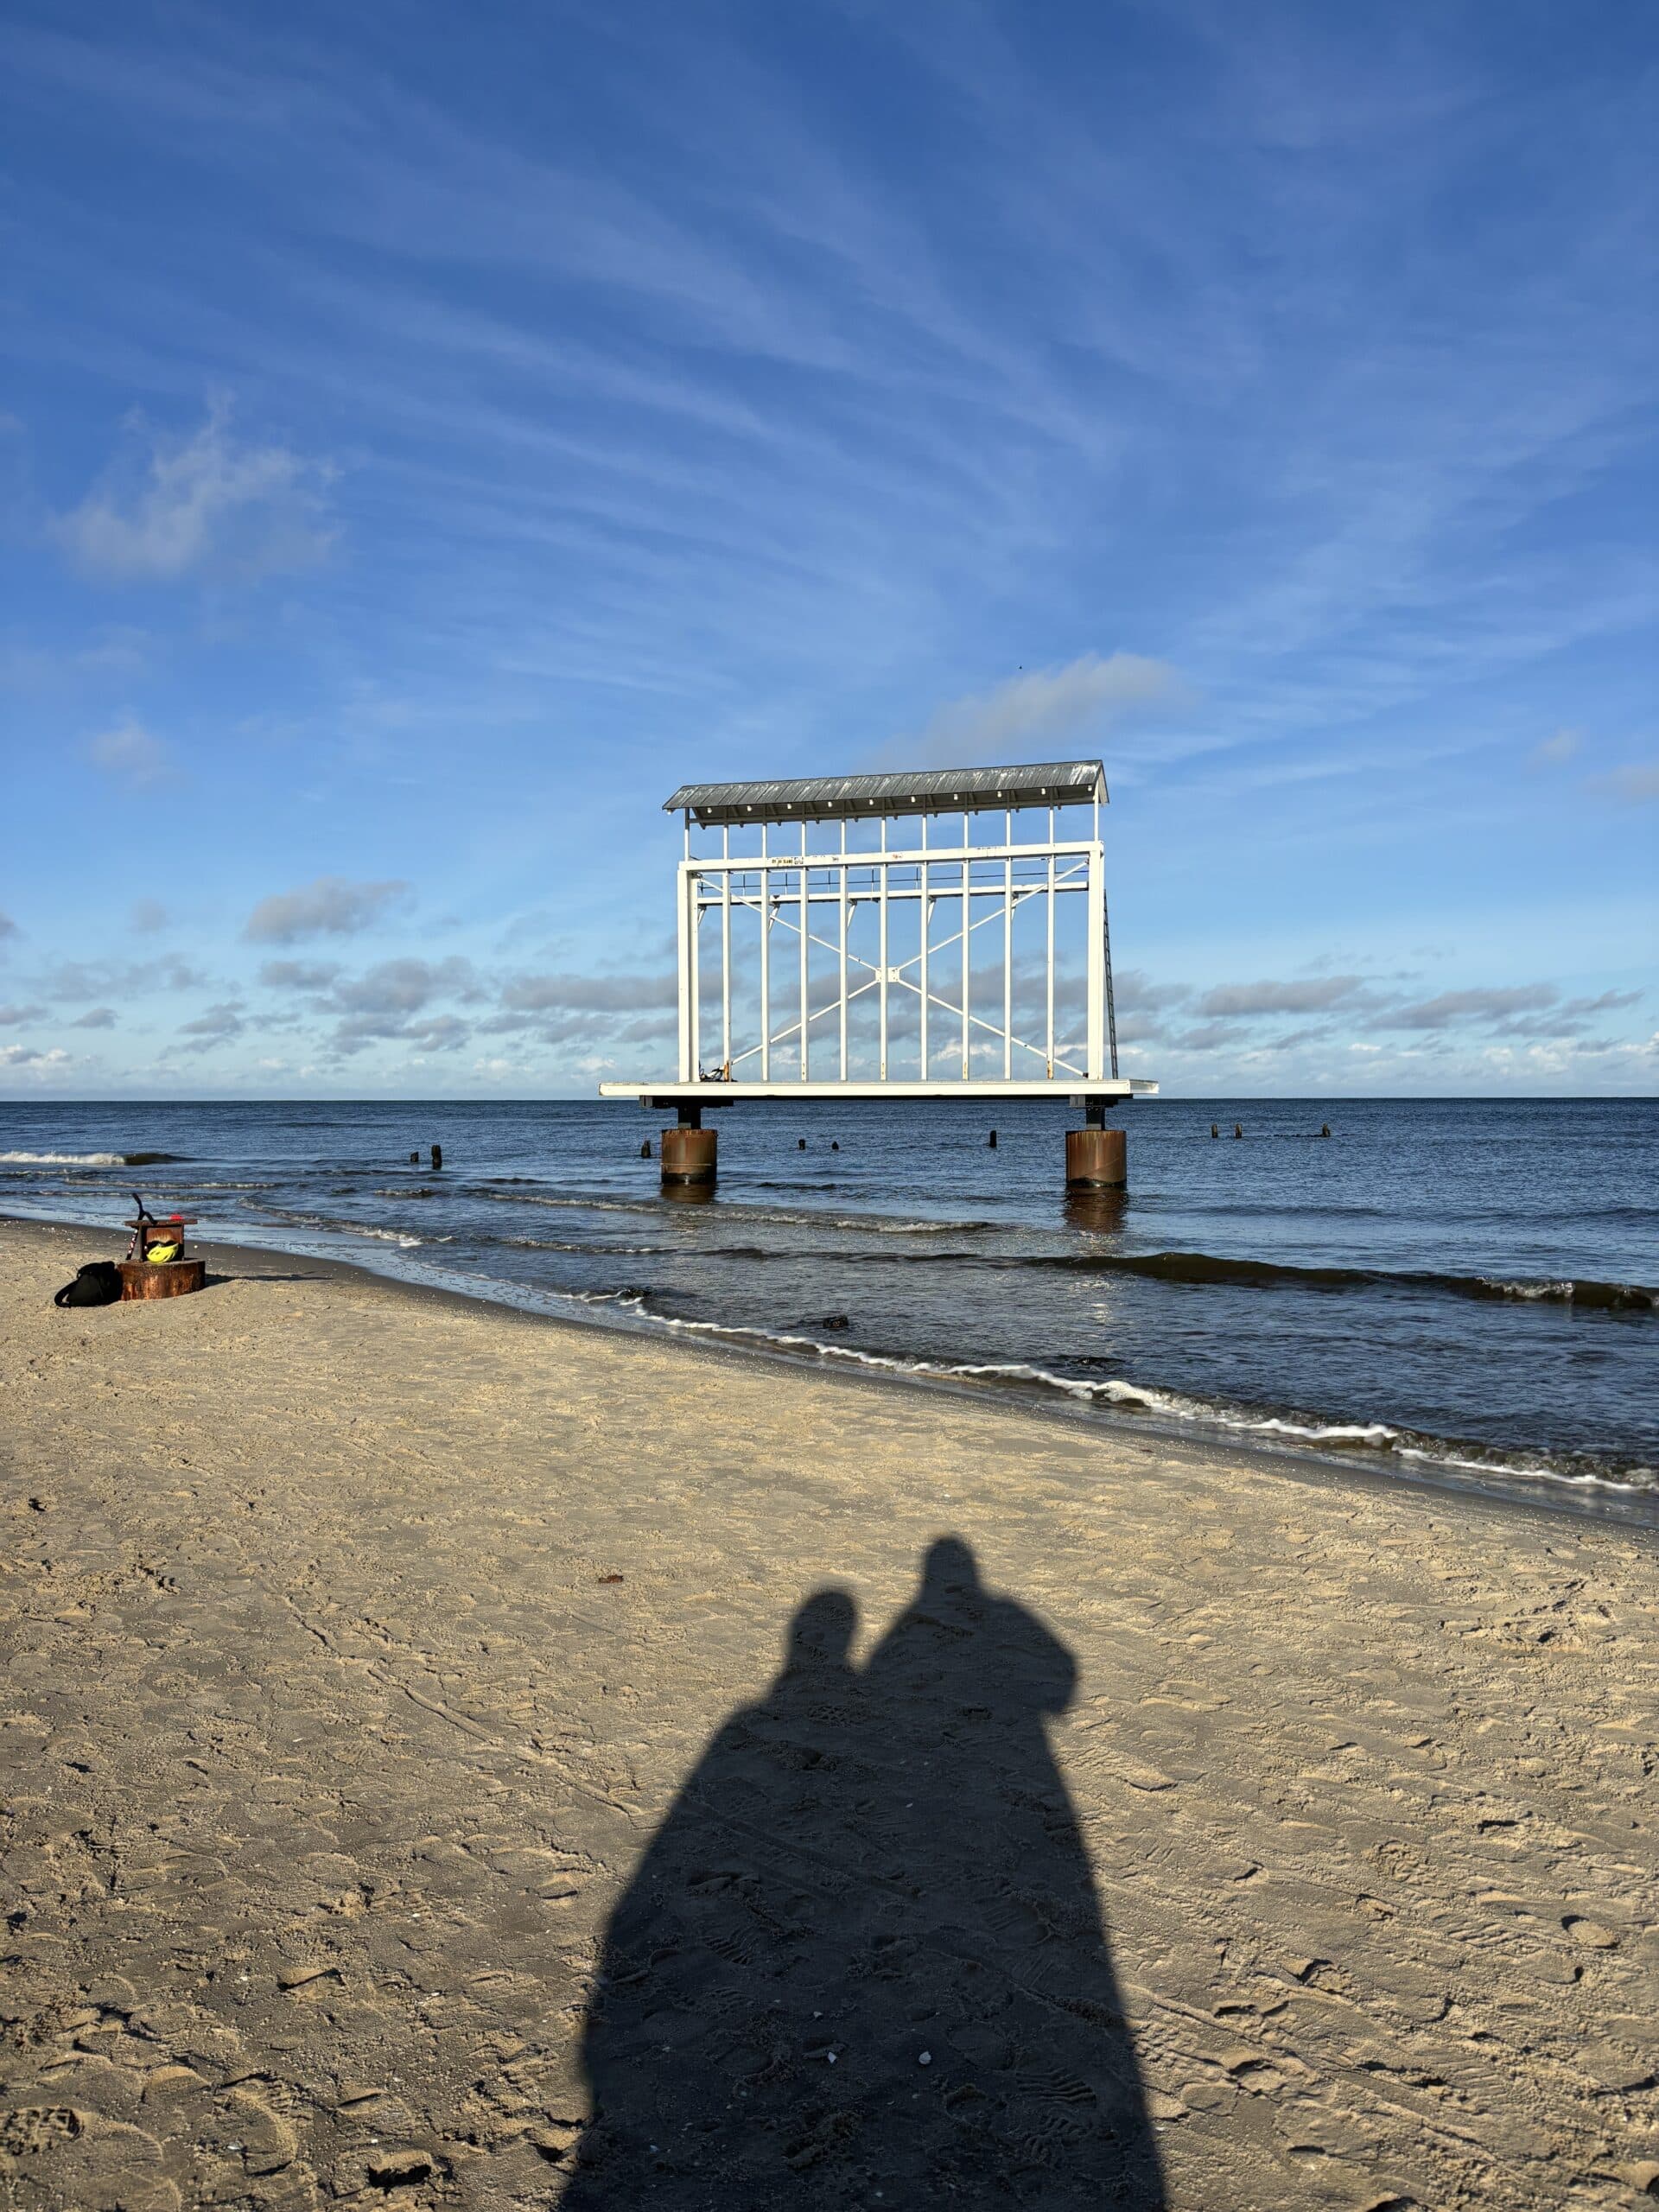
[0,2106,84,2155]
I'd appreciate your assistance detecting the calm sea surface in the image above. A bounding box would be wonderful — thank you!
[4,1096,1656,1522]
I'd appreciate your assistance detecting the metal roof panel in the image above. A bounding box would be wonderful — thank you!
[662,760,1106,825]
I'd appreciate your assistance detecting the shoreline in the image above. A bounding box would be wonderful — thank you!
[10,1202,1656,1535]
[4,1210,1656,2209]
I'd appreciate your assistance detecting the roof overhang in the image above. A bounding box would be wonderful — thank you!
[663,760,1106,828]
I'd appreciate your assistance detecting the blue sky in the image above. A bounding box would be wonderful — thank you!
[2,0,1654,1098]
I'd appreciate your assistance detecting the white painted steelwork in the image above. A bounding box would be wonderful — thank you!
[604,759,1151,1100]
[600,1079,1158,1102]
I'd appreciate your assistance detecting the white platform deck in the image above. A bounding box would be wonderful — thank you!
[600,1077,1158,1105]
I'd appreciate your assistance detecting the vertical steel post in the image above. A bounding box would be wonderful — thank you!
[960,817,970,1080]
[1002,806,1013,1079]
[919,813,930,1079]
[838,820,849,1081]
[677,855,693,1081]
[689,859,701,1079]
[878,819,889,1080]
[1103,868,1119,1082]
[760,823,771,1082]
[1086,833,1106,1080]
[799,820,810,1079]
[721,825,731,1072]
[1045,807,1056,1078]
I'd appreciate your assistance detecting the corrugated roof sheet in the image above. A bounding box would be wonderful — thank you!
[663,760,1107,825]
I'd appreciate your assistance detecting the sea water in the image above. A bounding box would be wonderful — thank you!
[3,1096,1655,1522]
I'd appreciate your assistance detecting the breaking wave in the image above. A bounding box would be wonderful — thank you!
[594,1296,1656,1500]
[0,1149,187,1167]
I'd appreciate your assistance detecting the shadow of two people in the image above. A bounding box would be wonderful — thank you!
[565,1537,1166,2208]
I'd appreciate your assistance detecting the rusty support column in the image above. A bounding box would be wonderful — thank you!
[1065,1123,1127,1188]
[661,1103,716,1186]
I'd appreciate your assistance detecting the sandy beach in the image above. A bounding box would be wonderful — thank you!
[3,1213,1656,2210]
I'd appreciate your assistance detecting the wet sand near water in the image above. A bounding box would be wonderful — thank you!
[3,1216,1656,2210]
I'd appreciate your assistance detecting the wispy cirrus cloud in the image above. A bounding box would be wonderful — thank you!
[1590,760,1659,804]
[51,400,335,584]
[86,714,175,787]
[878,653,1189,772]
[244,876,411,944]
[1530,725,1584,766]
[1193,976,1370,1019]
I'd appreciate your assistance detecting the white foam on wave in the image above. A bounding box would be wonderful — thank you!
[0,1150,124,1166]
[593,1304,1654,1499]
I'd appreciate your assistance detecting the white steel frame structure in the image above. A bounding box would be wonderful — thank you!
[601,760,1157,1108]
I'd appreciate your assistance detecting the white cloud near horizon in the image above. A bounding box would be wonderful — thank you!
[878,652,1188,771]
[51,401,335,583]
[244,876,411,944]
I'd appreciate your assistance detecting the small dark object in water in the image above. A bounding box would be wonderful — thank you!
[1211,1124,1219,1140]
[54,1260,121,1309]
[988,1128,997,1148]
[431,1143,442,1171]
[1320,1123,1332,1138]
[830,1140,839,1151]
[798,1137,807,1149]
[820,1314,851,1332]
[1234,1124,1243,1139]
[409,1150,419,1164]
[640,1139,652,1158]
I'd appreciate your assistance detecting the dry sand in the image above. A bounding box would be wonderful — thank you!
[2,1214,1656,2212]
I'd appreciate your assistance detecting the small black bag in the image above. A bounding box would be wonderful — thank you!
[54,1260,123,1308]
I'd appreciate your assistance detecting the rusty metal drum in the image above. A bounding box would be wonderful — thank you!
[1065,1127,1127,1188]
[660,1127,718,1185]
[119,1258,207,1300]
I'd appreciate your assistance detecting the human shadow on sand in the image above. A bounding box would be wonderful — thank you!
[563,1538,1166,2208]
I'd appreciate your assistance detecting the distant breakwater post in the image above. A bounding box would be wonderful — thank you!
[599,760,1158,1191]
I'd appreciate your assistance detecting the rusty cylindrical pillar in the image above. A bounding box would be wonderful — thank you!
[1065,1127,1127,1188]
[660,1127,717,1186]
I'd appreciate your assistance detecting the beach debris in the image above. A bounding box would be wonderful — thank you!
[597,1572,625,1585]
[918,2050,932,2065]
[53,1260,122,1308]
[819,1314,852,1331]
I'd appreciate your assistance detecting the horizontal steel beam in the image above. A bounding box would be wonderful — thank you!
[600,1078,1159,1102]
